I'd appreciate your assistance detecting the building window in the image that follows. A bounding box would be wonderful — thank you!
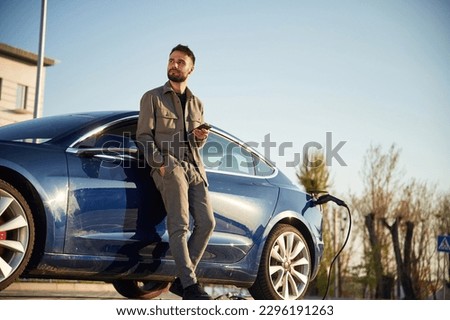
[16,84,28,110]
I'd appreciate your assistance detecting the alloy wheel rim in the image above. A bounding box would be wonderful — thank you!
[0,189,29,282]
[269,231,310,299]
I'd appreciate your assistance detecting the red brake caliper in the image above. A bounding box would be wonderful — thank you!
[0,219,5,255]
[0,218,5,240]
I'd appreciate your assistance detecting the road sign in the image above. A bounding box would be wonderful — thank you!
[437,235,450,253]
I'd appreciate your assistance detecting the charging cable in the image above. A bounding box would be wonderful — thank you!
[310,194,352,300]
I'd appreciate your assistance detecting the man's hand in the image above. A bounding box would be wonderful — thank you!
[159,165,166,177]
[192,128,209,140]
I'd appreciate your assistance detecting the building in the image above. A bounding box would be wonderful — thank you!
[0,43,57,126]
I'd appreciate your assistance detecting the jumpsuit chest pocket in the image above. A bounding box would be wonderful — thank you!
[155,106,179,133]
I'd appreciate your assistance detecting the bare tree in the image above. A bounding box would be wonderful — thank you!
[356,144,402,298]
[433,192,450,298]
[355,144,447,299]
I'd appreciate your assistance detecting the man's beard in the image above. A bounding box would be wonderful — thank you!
[167,70,187,83]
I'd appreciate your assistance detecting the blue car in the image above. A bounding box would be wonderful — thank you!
[0,111,323,300]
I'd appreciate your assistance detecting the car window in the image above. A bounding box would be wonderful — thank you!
[254,155,275,177]
[202,133,255,176]
[73,121,275,177]
[76,122,137,149]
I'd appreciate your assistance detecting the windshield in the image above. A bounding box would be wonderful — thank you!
[0,114,101,144]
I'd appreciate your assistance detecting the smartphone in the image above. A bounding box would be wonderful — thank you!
[196,123,212,131]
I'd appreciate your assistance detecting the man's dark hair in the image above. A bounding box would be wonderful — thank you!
[170,44,196,65]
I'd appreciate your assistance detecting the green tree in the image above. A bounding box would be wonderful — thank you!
[297,150,330,194]
[297,149,336,297]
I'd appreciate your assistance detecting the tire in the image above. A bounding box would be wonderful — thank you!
[112,280,170,299]
[0,179,35,291]
[249,224,311,300]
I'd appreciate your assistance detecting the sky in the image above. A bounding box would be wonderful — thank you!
[1,0,449,196]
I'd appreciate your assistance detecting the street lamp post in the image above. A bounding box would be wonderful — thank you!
[33,0,47,119]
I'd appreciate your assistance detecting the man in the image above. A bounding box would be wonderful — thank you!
[136,44,215,300]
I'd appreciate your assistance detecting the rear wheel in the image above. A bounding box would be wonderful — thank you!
[112,280,170,299]
[0,179,35,291]
[249,224,311,300]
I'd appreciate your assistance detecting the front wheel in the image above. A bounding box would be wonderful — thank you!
[249,224,312,300]
[0,179,35,291]
[112,280,170,299]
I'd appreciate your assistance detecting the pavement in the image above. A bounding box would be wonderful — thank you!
[0,280,176,299]
[3,280,449,300]
[0,280,251,300]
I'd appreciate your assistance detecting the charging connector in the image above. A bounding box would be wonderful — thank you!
[312,194,348,208]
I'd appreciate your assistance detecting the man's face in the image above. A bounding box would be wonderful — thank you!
[167,51,194,83]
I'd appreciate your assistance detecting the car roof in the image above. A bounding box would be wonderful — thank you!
[0,111,138,146]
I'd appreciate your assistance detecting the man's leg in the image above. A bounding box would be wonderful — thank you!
[188,180,215,270]
[152,166,197,288]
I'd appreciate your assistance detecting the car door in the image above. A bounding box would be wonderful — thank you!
[64,119,166,259]
[63,120,278,270]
